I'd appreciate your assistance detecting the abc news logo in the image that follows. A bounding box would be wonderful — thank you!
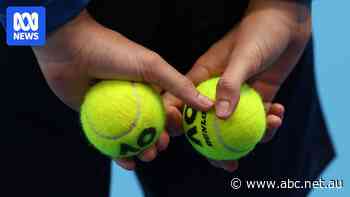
[13,12,40,40]
[6,7,46,46]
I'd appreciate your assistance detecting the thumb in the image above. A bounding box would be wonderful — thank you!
[215,42,274,119]
[216,35,288,119]
[215,62,247,119]
[215,9,292,119]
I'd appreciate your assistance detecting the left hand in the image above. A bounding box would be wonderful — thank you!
[164,0,311,172]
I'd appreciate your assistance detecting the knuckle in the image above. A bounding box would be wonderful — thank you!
[169,78,196,102]
[192,59,213,77]
[141,51,162,67]
[138,51,162,82]
[44,64,71,85]
[250,42,267,74]
[218,78,238,94]
[193,58,208,69]
[181,78,196,93]
[143,150,157,162]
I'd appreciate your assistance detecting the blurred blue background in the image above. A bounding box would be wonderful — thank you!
[111,1,349,196]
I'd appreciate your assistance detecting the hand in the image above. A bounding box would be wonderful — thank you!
[164,0,311,171]
[32,10,213,170]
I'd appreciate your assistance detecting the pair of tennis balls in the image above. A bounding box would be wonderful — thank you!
[80,78,266,160]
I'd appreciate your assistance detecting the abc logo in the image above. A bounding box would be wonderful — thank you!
[6,6,45,46]
[12,11,40,40]
[13,12,39,31]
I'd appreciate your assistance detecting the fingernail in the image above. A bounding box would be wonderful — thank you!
[198,94,213,108]
[216,100,231,118]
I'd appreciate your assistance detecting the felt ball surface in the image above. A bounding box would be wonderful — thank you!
[183,77,266,160]
[80,80,165,158]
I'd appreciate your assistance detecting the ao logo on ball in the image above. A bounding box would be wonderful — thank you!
[183,105,213,148]
[119,127,157,156]
[80,80,165,159]
[182,78,267,161]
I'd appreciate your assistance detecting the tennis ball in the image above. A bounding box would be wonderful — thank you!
[80,80,165,159]
[183,77,266,160]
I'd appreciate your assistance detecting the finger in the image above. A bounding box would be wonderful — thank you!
[221,160,239,172]
[267,114,283,130]
[163,92,185,137]
[165,106,184,137]
[138,145,157,162]
[261,114,283,143]
[209,160,239,172]
[114,158,136,171]
[156,132,170,152]
[87,37,213,111]
[140,54,214,111]
[264,102,272,114]
[150,84,163,94]
[163,92,183,109]
[269,103,285,118]
[186,29,238,85]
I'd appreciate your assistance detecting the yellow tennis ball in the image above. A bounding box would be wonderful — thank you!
[80,80,165,159]
[183,77,266,160]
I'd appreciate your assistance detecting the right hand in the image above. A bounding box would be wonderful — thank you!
[32,10,213,170]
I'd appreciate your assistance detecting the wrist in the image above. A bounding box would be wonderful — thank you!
[32,10,95,62]
[246,0,311,40]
